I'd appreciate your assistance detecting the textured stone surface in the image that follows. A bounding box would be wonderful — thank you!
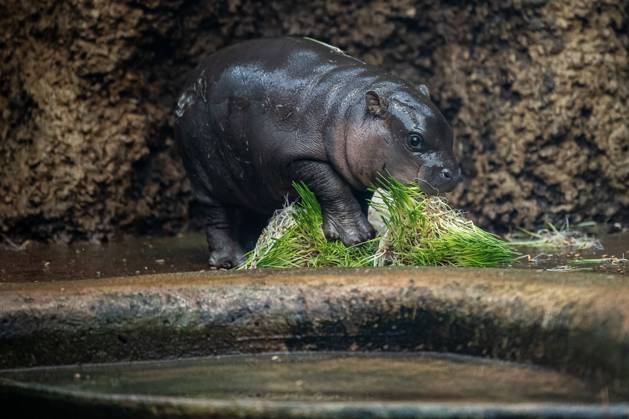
[1,0,628,241]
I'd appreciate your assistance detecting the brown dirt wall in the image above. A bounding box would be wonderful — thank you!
[1,0,627,242]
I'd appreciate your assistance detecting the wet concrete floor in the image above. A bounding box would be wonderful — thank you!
[511,231,628,275]
[0,233,208,283]
[0,231,626,282]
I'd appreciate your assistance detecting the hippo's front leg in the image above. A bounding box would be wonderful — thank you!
[290,161,376,245]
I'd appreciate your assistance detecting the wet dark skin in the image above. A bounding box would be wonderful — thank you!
[175,37,461,268]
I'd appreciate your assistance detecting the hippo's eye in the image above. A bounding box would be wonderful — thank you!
[408,133,425,152]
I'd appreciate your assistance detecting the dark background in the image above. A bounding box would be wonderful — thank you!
[1,0,627,242]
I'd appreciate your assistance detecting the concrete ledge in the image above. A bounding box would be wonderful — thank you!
[1,267,628,398]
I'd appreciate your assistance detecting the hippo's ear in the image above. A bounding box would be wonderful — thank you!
[366,91,387,117]
[417,84,430,97]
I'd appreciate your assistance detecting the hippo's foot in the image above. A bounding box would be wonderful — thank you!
[208,246,245,269]
[323,212,376,246]
[203,205,246,269]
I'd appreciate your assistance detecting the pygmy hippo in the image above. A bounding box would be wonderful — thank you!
[175,37,461,268]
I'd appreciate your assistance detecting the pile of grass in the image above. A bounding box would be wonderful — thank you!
[240,178,517,269]
[371,178,518,267]
[241,183,378,269]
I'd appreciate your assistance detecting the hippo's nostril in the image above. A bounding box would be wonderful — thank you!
[453,167,462,182]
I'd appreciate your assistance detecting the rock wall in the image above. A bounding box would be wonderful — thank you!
[1,0,627,242]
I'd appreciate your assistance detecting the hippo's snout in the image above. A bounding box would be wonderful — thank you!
[417,165,462,195]
[437,166,462,192]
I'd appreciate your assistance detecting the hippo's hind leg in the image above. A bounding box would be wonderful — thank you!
[290,161,376,246]
[197,195,245,269]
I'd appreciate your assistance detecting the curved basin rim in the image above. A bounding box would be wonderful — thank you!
[2,378,629,419]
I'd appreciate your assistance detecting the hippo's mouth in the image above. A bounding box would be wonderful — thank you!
[416,178,440,196]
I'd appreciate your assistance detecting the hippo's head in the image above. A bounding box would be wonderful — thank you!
[346,83,461,194]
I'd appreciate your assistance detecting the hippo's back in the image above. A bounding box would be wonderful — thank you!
[199,37,366,105]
